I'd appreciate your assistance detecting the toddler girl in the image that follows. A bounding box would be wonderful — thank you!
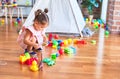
[17,8,49,70]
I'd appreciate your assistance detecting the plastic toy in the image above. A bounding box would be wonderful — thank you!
[19,54,27,64]
[105,30,109,36]
[48,42,53,47]
[98,24,100,27]
[77,40,87,44]
[48,33,52,41]
[1,19,4,23]
[52,40,58,46]
[47,60,55,66]
[93,22,98,28]
[57,46,61,50]
[97,19,103,24]
[1,19,5,24]
[105,25,109,30]
[63,40,68,46]
[25,59,32,65]
[95,25,99,29]
[14,21,18,27]
[91,40,96,44]
[59,42,64,46]
[16,17,21,23]
[58,48,64,55]
[56,53,60,57]
[101,24,105,28]
[25,52,30,60]
[67,38,72,44]
[30,60,39,72]
[69,46,76,54]
[26,57,38,65]
[73,39,78,44]
[51,53,57,60]
[43,58,55,66]
[54,34,59,39]
[52,45,57,49]
[64,47,73,54]
[43,58,51,63]
[57,40,62,44]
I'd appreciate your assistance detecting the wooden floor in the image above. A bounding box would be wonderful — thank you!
[0,24,120,79]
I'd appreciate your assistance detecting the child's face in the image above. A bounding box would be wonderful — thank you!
[34,21,48,31]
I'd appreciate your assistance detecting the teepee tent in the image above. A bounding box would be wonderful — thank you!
[23,0,85,36]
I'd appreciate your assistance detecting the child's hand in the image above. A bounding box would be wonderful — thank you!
[42,42,48,46]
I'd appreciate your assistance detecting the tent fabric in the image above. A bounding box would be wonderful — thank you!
[23,0,85,34]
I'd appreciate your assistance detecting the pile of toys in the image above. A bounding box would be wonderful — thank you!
[85,18,110,36]
[19,52,39,72]
[19,33,98,72]
[42,33,87,66]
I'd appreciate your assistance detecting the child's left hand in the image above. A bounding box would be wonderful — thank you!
[42,42,48,46]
